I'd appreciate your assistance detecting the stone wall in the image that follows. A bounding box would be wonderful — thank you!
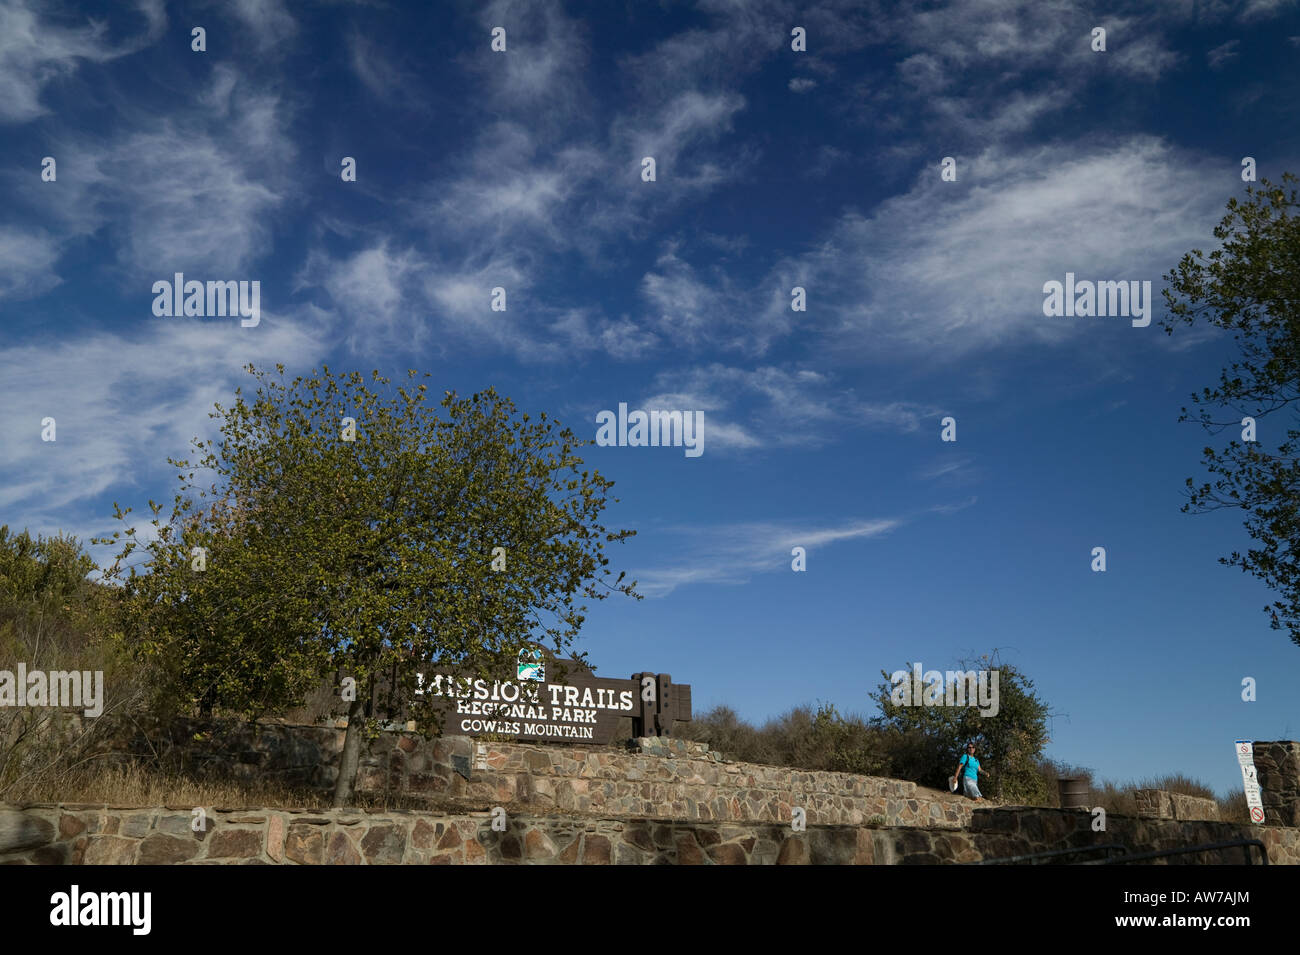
[99,718,974,829]
[401,735,973,828]
[1252,741,1300,828]
[39,720,1300,863]
[3,804,1295,865]
[1134,789,1220,821]
[0,805,828,865]
[873,806,1298,865]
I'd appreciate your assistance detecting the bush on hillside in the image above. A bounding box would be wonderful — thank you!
[0,526,145,801]
[683,703,887,775]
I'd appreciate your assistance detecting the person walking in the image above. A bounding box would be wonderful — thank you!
[955,741,988,801]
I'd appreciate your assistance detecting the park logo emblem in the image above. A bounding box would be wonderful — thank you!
[517,647,544,682]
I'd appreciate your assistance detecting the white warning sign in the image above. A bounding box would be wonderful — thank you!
[1235,740,1264,825]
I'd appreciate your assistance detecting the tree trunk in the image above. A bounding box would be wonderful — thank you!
[332,696,366,808]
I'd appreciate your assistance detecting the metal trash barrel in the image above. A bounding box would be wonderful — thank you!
[1058,776,1090,809]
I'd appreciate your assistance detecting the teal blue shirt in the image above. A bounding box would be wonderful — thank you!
[960,755,980,779]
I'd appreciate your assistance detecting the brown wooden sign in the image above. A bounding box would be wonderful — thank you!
[415,660,690,744]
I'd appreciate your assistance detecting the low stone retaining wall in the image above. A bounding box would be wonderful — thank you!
[98,718,974,829]
[3,804,1295,865]
[1134,789,1220,821]
[405,735,972,828]
[963,806,1298,865]
[0,804,866,865]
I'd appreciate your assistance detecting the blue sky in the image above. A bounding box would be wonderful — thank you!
[2,0,1299,797]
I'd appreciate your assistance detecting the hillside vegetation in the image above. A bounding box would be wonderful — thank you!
[0,526,1248,820]
[682,703,1248,822]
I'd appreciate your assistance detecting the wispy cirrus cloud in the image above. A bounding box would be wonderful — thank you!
[831,0,1221,151]
[1207,39,1240,70]
[228,0,297,50]
[296,241,428,354]
[0,0,165,124]
[346,28,428,108]
[917,457,978,483]
[0,226,61,300]
[1236,0,1299,22]
[0,311,330,568]
[467,0,593,124]
[759,137,1230,361]
[639,364,937,451]
[638,243,740,348]
[634,517,902,597]
[10,65,296,290]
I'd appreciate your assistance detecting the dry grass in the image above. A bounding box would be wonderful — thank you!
[12,760,470,813]
[16,762,318,808]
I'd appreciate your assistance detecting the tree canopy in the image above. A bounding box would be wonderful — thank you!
[97,364,639,805]
[1162,173,1300,646]
[870,651,1052,803]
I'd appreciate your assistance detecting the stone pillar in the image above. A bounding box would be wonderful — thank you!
[1134,789,1173,819]
[1133,789,1218,821]
[1252,740,1300,827]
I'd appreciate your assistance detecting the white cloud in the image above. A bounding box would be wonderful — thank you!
[347,30,420,101]
[15,66,295,285]
[766,137,1229,358]
[788,77,817,93]
[885,1,1183,83]
[547,309,660,360]
[0,226,61,300]
[917,457,976,482]
[384,3,776,357]
[634,517,902,597]
[805,144,850,178]
[1238,0,1298,22]
[0,311,330,571]
[835,0,1186,147]
[229,0,297,50]
[926,88,1064,140]
[613,90,748,193]
[429,122,589,250]
[466,0,594,133]
[1207,39,1240,70]
[1105,24,1182,80]
[0,0,165,124]
[297,242,427,354]
[638,244,736,347]
[106,130,287,276]
[640,364,936,451]
[899,0,1077,70]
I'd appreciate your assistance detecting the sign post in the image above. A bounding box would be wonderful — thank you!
[1234,739,1265,825]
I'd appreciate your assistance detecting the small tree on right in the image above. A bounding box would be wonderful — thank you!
[870,651,1052,803]
[1163,173,1300,646]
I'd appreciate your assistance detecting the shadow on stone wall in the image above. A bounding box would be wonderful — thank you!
[2,804,1295,865]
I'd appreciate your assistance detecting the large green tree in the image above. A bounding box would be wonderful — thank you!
[1162,173,1300,646]
[870,651,1052,803]
[98,364,640,806]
